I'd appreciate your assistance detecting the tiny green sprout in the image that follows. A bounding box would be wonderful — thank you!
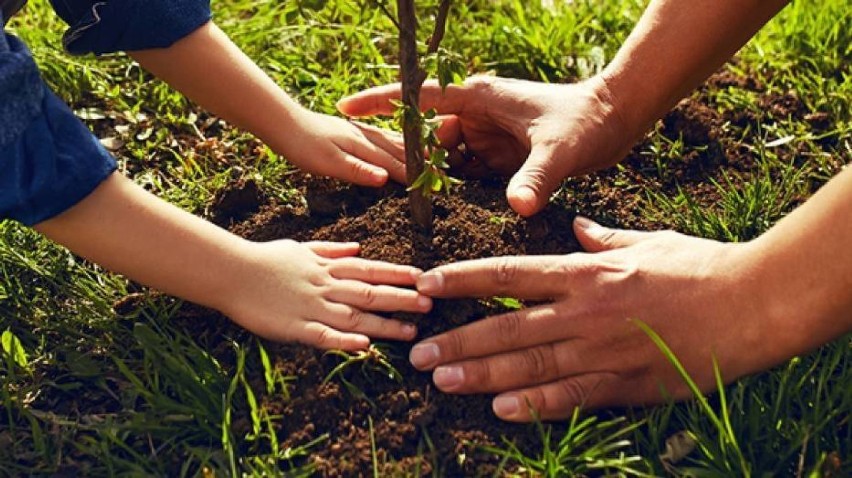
[322,344,402,401]
[488,213,517,234]
[491,297,524,310]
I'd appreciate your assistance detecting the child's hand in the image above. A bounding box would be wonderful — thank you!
[219,239,430,351]
[130,23,407,188]
[279,110,406,187]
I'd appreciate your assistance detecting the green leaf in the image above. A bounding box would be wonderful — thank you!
[1,329,29,370]
[407,170,431,193]
[430,174,444,193]
[493,297,523,310]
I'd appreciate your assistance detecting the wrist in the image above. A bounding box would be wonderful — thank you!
[200,237,263,317]
[702,240,801,378]
[727,237,834,370]
[593,69,661,144]
[579,75,646,170]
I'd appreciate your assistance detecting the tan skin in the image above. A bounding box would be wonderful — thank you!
[36,174,432,350]
[131,21,406,186]
[339,0,852,421]
[339,1,790,216]
[31,19,431,350]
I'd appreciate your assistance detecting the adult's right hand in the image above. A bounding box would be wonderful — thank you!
[338,76,637,216]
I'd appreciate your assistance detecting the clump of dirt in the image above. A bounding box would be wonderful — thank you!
[209,178,266,226]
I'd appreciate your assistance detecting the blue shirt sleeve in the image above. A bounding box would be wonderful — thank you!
[48,0,212,55]
[0,32,117,226]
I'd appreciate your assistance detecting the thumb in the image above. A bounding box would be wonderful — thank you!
[573,216,651,252]
[506,144,563,217]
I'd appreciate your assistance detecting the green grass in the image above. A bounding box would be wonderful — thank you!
[2,0,850,475]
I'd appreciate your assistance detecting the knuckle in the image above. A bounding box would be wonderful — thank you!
[596,229,619,248]
[466,360,493,388]
[346,309,366,329]
[494,257,519,289]
[521,346,554,382]
[494,312,523,347]
[443,330,468,359]
[349,158,368,178]
[554,377,590,410]
[314,328,335,349]
[360,286,378,307]
[468,75,496,91]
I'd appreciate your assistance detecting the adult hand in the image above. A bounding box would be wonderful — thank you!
[338,76,636,216]
[408,217,785,422]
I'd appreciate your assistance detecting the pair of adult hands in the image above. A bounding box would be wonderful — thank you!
[332,76,764,422]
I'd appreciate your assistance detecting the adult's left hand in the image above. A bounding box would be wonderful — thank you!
[409,217,786,422]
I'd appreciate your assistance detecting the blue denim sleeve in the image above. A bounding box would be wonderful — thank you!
[0,33,117,226]
[48,0,212,55]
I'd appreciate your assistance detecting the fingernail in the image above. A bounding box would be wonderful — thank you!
[402,323,417,339]
[371,169,389,184]
[509,185,537,206]
[410,268,424,280]
[433,366,465,390]
[416,295,433,311]
[574,216,603,231]
[417,271,444,295]
[493,395,521,418]
[409,342,440,369]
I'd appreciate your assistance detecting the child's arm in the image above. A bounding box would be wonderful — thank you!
[128,21,405,187]
[35,172,431,350]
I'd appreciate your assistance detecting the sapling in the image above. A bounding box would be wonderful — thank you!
[373,0,465,229]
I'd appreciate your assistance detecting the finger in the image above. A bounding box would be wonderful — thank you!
[349,122,408,183]
[409,304,578,370]
[320,302,419,341]
[429,340,588,394]
[573,216,654,252]
[324,280,431,313]
[507,144,564,217]
[415,255,574,298]
[333,153,390,187]
[337,80,471,117]
[305,241,360,258]
[435,114,463,149]
[491,373,616,422]
[327,258,422,285]
[295,321,371,351]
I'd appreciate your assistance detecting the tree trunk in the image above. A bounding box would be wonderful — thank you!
[397,0,432,230]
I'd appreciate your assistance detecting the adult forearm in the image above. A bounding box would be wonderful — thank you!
[129,21,301,154]
[33,173,251,313]
[745,167,852,360]
[601,0,789,135]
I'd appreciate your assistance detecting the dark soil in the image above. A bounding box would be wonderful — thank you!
[103,66,834,476]
[194,177,587,476]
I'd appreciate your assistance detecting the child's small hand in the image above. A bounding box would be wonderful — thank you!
[219,239,430,351]
[278,110,406,187]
